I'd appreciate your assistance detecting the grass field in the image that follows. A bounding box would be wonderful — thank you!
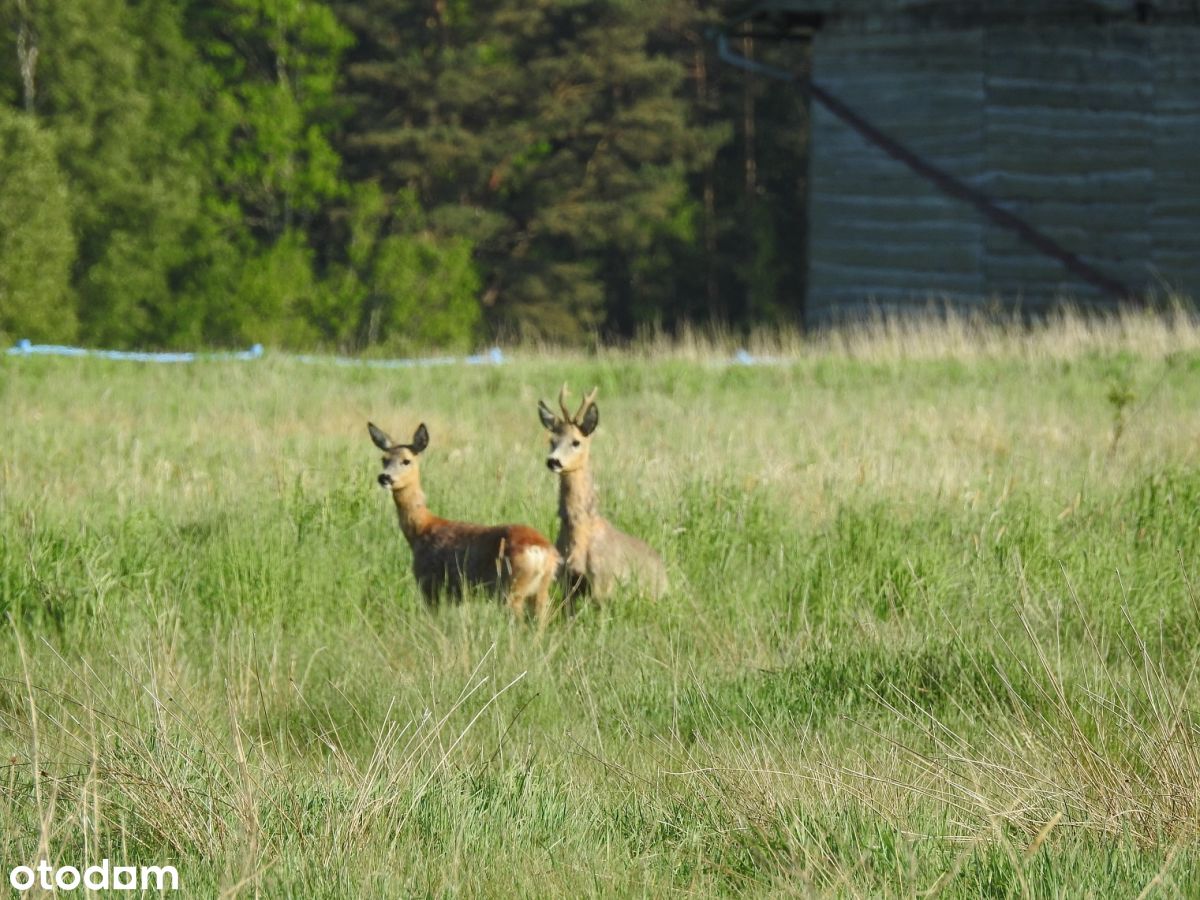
[3,312,1200,897]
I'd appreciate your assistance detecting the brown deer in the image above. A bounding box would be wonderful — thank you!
[537,385,668,602]
[368,421,560,622]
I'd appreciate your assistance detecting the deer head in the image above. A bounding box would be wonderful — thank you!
[538,384,598,475]
[368,421,429,492]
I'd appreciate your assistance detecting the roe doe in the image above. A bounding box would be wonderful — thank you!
[369,421,560,623]
[537,385,668,602]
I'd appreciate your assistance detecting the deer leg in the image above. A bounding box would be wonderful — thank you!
[505,567,536,620]
[561,569,588,615]
[505,588,529,620]
[417,574,439,608]
[531,564,557,632]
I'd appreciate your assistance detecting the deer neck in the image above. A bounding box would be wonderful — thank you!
[390,482,434,543]
[558,464,600,539]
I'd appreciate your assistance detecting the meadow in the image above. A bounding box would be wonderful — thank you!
[2,312,1200,897]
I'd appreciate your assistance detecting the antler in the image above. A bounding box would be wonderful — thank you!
[558,382,572,421]
[557,383,599,424]
[576,386,599,423]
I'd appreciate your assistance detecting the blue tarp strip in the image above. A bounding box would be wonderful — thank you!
[6,340,504,367]
[8,340,779,367]
[290,347,505,368]
[6,339,265,363]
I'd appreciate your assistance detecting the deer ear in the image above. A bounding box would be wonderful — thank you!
[368,422,393,451]
[537,401,558,430]
[411,423,430,454]
[579,403,599,436]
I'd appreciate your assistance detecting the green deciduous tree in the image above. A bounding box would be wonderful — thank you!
[0,0,804,350]
[186,0,349,240]
[0,108,75,343]
[1,0,209,346]
[182,0,355,347]
[1,0,358,350]
[325,184,482,352]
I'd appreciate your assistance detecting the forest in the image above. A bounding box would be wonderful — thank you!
[0,0,809,351]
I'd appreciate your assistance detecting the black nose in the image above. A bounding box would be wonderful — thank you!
[546,458,562,472]
[377,473,392,486]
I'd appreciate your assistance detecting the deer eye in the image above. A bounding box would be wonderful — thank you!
[402,459,412,467]
[571,439,581,448]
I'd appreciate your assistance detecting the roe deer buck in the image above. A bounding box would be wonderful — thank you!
[368,421,560,622]
[537,385,668,601]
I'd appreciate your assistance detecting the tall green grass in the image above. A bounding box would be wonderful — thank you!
[2,311,1200,896]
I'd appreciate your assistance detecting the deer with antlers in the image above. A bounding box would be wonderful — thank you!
[537,385,668,602]
[368,421,560,623]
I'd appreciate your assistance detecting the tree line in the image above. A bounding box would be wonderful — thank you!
[0,0,808,350]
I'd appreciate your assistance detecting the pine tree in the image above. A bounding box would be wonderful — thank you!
[326,0,494,350]
[332,0,722,342]
[717,34,810,328]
